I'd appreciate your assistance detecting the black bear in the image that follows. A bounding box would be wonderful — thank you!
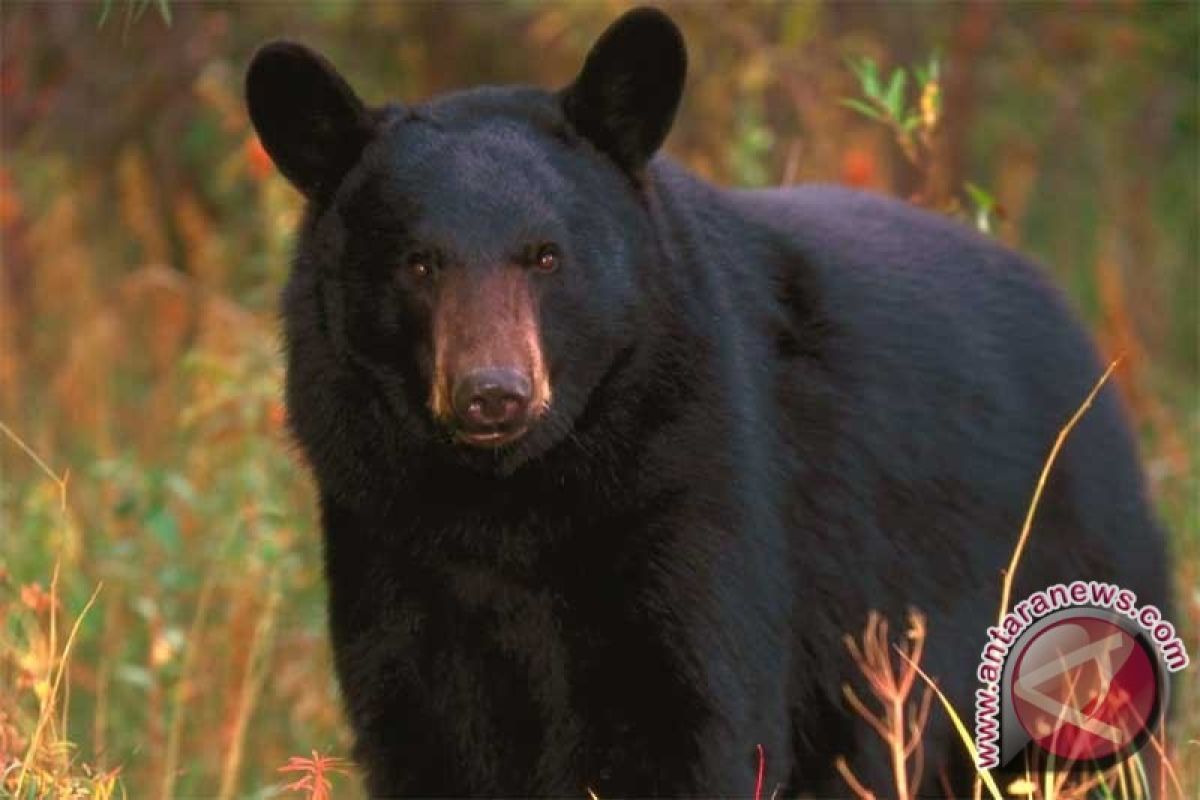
[246,8,1171,797]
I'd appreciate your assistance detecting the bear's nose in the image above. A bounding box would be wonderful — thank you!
[452,367,532,441]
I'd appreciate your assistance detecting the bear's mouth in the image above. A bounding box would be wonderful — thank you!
[455,425,530,449]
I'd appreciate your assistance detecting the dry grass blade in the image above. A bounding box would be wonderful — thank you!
[1,419,100,797]
[14,582,103,797]
[996,358,1121,626]
[0,420,69,512]
[893,648,1005,800]
[158,536,228,800]
[1141,722,1185,800]
[216,569,282,800]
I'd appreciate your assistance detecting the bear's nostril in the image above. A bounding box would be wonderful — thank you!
[452,368,532,436]
[473,392,514,423]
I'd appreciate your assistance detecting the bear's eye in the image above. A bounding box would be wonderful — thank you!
[534,244,560,274]
[404,254,433,282]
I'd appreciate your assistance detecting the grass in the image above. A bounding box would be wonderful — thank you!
[1,339,1194,799]
[0,328,346,797]
[994,358,1121,628]
[1,34,1194,797]
[836,362,1194,800]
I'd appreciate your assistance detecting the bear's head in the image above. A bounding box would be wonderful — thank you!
[246,8,687,476]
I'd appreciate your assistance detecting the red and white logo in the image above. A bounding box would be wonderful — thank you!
[1010,615,1160,763]
[973,582,1186,771]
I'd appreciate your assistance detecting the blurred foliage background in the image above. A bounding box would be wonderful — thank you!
[0,2,1196,797]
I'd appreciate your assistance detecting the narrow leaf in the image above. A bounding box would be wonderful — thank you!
[884,68,907,119]
[927,51,942,83]
[862,58,881,99]
[964,181,995,212]
[840,98,885,122]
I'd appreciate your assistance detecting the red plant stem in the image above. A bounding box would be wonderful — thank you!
[755,743,765,800]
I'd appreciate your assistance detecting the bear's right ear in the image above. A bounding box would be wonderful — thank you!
[561,7,687,175]
[245,42,374,200]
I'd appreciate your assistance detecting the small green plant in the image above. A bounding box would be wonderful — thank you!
[731,98,776,188]
[97,0,171,30]
[843,53,1001,234]
[842,53,942,173]
[963,182,999,235]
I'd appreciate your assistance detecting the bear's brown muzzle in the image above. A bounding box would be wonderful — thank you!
[429,268,551,447]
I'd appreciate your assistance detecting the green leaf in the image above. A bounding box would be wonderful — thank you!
[840,98,885,122]
[915,50,942,88]
[964,181,995,211]
[146,506,181,553]
[165,473,197,506]
[846,56,866,82]
[884,68,907,119]
[861,59,881,99]
[964,181,996,234]
[257,504,289,523]
[115,663,154,689]
[847,56,881,100]
[132,595,158,620]
[155,0,172,25]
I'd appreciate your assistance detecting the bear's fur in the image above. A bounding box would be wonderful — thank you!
[246,8,1171,797]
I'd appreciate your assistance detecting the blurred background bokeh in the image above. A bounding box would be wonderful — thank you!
[1,2,1196,797]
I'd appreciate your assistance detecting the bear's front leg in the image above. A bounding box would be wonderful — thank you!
[564,508,795,797]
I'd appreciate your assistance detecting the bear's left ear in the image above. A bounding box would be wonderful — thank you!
[245,41,375,200]
[561,7,687,174]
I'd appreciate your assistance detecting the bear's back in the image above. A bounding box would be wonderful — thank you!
[728,182,1168,608]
